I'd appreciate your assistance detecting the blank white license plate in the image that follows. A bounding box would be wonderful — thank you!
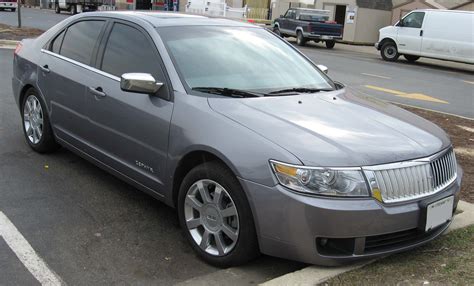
[425,196,453,232]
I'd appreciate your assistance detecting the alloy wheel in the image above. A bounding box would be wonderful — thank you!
[384,45,397,59]
[23,95,44,144]
[184,179,239,256]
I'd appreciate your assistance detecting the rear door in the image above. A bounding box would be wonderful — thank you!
[396,11,425,55]
[38,19,106,146]
[85,20,173,194]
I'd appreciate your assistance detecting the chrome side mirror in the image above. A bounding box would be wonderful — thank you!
[317,65,329,74]
[120,73,163,94]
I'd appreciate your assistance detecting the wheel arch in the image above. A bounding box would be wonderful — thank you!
[171,149,242,208]
[379,37,397,49]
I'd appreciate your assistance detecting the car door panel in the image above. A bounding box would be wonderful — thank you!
[37,20,106,146]
[85,21,173,194]
[396,12,425,55]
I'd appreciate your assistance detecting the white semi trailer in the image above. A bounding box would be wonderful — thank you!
[54,0,103,14]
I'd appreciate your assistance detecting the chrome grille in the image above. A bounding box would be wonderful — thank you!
[364,149,457,203]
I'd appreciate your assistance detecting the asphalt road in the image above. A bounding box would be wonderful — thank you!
[0,7,69,30]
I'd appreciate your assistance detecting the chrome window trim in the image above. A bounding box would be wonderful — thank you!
[40,49,121,82]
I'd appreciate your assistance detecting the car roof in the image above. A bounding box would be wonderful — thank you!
[76,11,258,28]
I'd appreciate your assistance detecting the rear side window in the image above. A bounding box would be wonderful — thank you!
[101,23,165,82]
[402,12,425,29]
[60,20,105,65]
[50,30,65,54]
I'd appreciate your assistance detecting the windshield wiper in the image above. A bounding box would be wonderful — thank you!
[192,87,262,98]
[268,87,333,95]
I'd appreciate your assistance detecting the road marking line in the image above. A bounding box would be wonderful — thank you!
[361,73,391,79]
[457,125,474,133]
[364,85,449,104]
[462,80,474,85]
[0,211,63,286]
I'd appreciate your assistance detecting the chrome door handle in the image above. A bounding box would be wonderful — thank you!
[88,86,106,98]
[40,65,50,73]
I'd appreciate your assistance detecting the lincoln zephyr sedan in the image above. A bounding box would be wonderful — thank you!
[12,12,462,267]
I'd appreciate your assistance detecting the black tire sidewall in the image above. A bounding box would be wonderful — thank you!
[177,161,259,267]
[21,89,58,153]
[404,54,420,62]
[325,40,335,49]
[296,31,306,46]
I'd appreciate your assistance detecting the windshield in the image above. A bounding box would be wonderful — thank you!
[157,26,334,93]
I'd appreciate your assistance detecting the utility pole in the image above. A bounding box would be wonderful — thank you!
[17,0,22,28]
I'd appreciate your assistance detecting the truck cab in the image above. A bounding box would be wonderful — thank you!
[273,8,343,49]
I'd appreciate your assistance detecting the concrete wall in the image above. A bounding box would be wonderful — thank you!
[391,0,432,24]
[453,2,474,10]
[354,7,391,43]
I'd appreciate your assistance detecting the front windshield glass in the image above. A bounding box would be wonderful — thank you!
[157,26,334,93]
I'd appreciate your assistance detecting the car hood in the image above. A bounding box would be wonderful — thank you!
[208,89,450,167]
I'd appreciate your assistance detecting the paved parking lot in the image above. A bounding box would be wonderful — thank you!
[0,9,473,285]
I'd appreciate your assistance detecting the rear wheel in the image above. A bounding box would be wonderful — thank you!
[380,41,399,62]
[325,40,335,49]
[21,88,60,153]
[404,54,420,63]
[178,161,259,267]
[296,31,306,46]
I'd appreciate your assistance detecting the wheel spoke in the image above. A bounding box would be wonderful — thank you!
[32,127,37,143]
[200,230,210,249]
[214,233,226,255]
[37,116,43,126]
[185,195,203,212]
[213,185,223,205]
[35,126,42,139]
[222,224,238,242]
[24,114,30,121]
[186,218,201,229]
[197,181,212,203]
[26,124,33,136]
[220,205,237,218]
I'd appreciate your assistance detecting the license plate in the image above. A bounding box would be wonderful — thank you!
[425,196,453,232]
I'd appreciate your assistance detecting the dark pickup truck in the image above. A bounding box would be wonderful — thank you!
[273,8,343,49]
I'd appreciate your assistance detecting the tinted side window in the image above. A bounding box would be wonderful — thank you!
[101,23,165,82]
[51,30,65,54]
[60,20,105,65]
[402,12,425,29]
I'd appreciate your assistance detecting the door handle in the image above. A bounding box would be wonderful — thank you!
[420,30,423,37]
[40,65,50,73]
[88,86,106,98]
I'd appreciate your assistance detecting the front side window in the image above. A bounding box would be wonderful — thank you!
[285,10,295,19]
[60,20,105,65]
[158,26,333,93]
[101,23,165,82]
[402,12,425,28]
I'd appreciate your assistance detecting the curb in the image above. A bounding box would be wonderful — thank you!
[260,200,474,286]
[0,39,19,49]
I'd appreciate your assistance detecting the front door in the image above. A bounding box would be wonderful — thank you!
[396,11,425,55]
[85,21,173,194]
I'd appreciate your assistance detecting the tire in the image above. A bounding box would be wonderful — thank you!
[380,41,399,62]
[178,161,259,267]
[404,54,420,63]
[296,31,306,46]
[11,8,16,12]
[21,88,60,153]
[55,3,60,13]
[71,4,77,14]
[325,40,335,49]
[273,26,281,37]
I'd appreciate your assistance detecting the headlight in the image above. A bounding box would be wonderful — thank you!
[270,161,369,197]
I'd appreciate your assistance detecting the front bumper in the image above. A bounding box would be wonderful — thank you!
[0,2,17,8]
[304,33,342,41]
[239,166,462,266]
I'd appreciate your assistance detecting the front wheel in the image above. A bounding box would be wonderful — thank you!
[404,55,420,62]
[381,42,399,62]
[178,161,259,267]
[325,40,335,49]
[296,31,306,46]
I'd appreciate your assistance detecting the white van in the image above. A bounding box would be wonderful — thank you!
[376,9,474,64]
